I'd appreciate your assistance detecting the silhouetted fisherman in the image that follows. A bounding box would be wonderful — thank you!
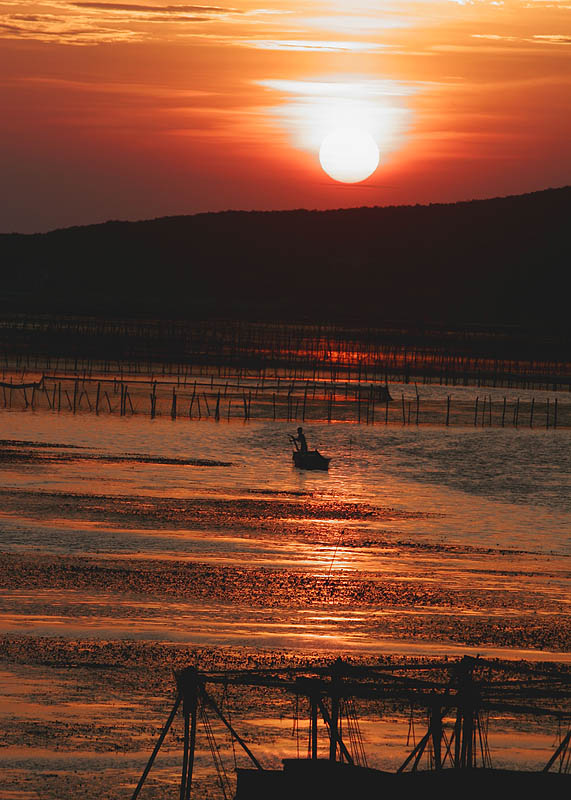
[293,426,308,454]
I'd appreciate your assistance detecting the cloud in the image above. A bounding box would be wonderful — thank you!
[70,2,240,15]
[2,0,569,49]
[1,74,216,97]
[240,39,389,52]
[0,0,249,44]
[472,33,571,45]
[0,10,146,43]
[532,33,571,43]
[0,0,418,48]
[257,78,428,98]
[300,14,410,35]
[254,75,418,157]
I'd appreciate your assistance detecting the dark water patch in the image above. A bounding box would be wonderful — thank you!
[2,635,569,680]
[1,553,566,615]
[0,439,83,449]
[0,635,357,673]
[0,449,47,464]
[96,454,233,467]
[243,488,313,498]
[374,612,571,653]
[0,489,432,529]
[0,447,232,467]
[392,539,547,557]
[0,517,554,561]
[3,595,568,653]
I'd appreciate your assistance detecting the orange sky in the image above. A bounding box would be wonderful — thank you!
[1,0,570,231]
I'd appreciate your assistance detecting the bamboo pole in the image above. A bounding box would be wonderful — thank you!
[43,384,52,410]
[131,695,181,800]
[179,705,190,800]
[530,397,535,428]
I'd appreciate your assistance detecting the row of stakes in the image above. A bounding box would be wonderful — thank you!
[0,378,563,428]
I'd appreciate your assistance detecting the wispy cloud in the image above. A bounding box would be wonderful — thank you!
[472,32,571,44]
[0,10,146,43]
[257,78,428,98]
[0,0,416,48]
[1,74,217,96]
[240,38,389,52]
[532,33,571,42]
[0,0,256,44]
[1,0,569,51]
[254,75,422,157]
[71,2,238,10]
[300,14,410,34]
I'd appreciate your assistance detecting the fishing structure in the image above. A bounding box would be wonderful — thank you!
[131,656,570,799]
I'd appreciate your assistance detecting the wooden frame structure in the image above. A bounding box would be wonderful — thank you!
[131,656,570,799]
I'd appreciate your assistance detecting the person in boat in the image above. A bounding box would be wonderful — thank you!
[293,426,308,455]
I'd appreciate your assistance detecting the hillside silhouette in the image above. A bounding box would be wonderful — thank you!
[1,187,569,327]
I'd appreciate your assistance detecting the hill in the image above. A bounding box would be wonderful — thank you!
[1,187,569,327]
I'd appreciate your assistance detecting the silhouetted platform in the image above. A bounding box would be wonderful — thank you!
[235,759,569,800]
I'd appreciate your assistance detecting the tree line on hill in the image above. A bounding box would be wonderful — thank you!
[0,187,569,330]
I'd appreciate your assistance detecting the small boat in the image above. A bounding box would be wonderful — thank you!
[292,449,331,471]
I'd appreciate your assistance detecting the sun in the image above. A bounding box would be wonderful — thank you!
[319,128,380,183]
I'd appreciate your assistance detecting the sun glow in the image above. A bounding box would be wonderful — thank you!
[319,128,380,183]
[258,78,413,179]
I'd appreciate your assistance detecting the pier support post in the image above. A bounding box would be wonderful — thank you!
[178,668,199,800]
[310,693,318,760]
[430,703,443,770]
